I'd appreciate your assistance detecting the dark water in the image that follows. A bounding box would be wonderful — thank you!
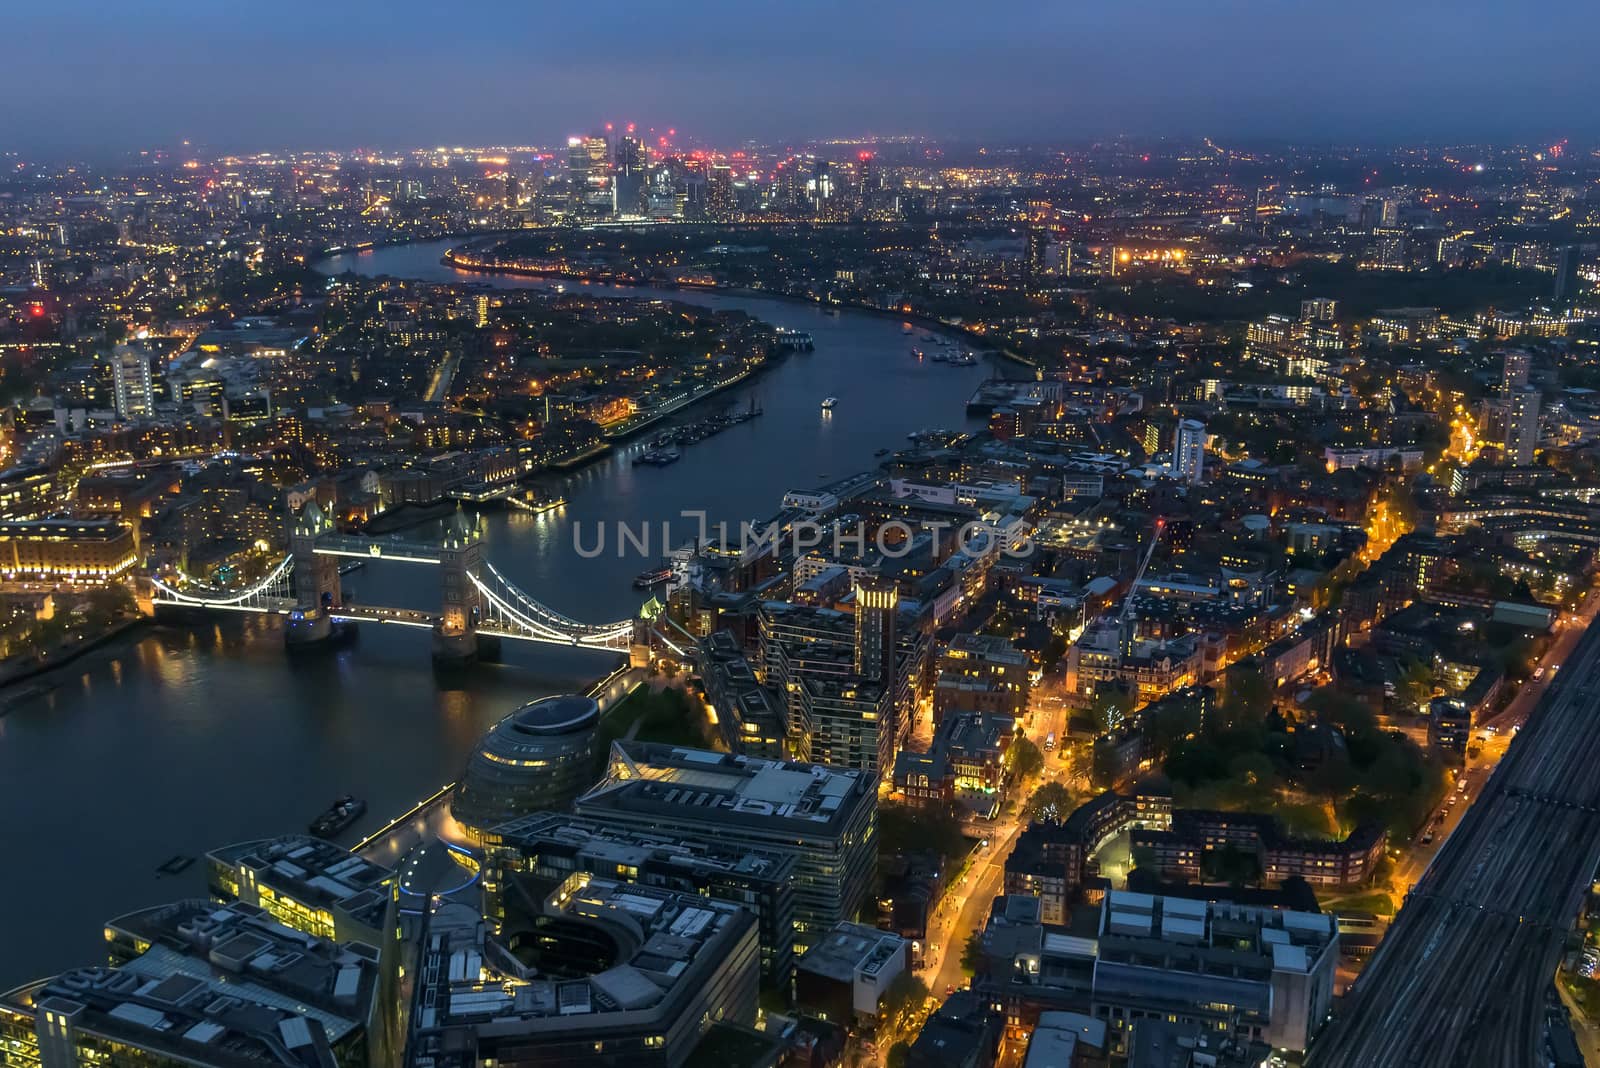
[0,237,996,988]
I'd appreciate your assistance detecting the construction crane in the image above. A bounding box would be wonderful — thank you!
[1117,517,1165,657]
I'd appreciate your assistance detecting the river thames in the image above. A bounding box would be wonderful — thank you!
[0,237,995,987]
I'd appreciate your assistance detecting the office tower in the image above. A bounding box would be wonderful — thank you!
[1501,349,1530,394]
[524,156,545,201]
[707,165,736,221]
[857,150,879,201]
[1554,244,1581,302]
[1172,419,1206,483]
[110,343,154,419]
[646,165,684,220]
[566,136,589,213]
[1505,386,1540,466]
[811,160,833,210]
[774,159,803,211]
[613,134,646,216]
[582,134,610,211]
[567,133,610,216]
[473,293,489,327]
[482,810,798,985]
[853,574,898,683]
[575,741,878,954]
[503,170,518,208]
[407,875,759,1068]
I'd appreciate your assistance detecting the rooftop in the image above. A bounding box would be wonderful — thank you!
[796,923,907,984]
[421,875,754,1037]
[206,836,393,928]
[487,810,795,884]
[3,900,379,1068]
[576,741,871,838]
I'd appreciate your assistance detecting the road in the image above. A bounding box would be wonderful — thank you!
[424,352,459,403]
[917,684,1075,998]
[1307,609,1600,1067]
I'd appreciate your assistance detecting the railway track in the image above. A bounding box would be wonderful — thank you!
[1308,619,1600,1066]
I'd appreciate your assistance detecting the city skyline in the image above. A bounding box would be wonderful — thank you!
[5,11,1600,1063]
[7,0,1600,156]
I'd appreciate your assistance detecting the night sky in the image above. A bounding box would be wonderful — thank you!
[9,0,1598,154]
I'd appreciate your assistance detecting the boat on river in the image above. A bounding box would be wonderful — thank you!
[309,795,366,839]
[633,564,674,589]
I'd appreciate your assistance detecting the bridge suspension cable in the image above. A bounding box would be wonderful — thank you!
[149,555,296,610]
[476,561,636,639]
[469,565,634,648]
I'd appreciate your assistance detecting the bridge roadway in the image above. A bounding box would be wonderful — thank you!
[1307,618,1600,1067]
[150,536,639,649]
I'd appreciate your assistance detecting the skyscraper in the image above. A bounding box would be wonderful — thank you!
[811,160,833,211]
[613,134,646,216]
[853,573,898,684]
[707,165,736,222]
[856,150,879,211]
[566,136,588,214]
[1172,419,1206,484]
[567,133,610,217]
[1554,245,1581,303]
[1501,349,1530,394]
[110,343,154,420]
[1025,225,1048,287]
[582,134,611,212]
[1505,386,1540,467]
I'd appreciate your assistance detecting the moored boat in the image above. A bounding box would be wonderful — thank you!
[309,795,366,839]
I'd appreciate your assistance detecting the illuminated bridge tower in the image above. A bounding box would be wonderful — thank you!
[286,500,342,647]
[434,505,492,666]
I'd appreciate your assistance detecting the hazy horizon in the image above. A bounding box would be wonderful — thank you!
[7,0,1598,156]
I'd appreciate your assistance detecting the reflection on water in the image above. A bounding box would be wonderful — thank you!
[0,237,1003,987]
[0,618,602,986]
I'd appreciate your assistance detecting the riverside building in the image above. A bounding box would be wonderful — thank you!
[0,900,386,1068]
[574,741,876,955]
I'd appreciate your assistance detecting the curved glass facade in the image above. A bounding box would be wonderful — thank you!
[451,695,600,842]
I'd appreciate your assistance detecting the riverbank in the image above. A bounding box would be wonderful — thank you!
[0,615,149,708]
[0,239,995,989]
[441,243,1039,373]
[602,361,765,444]
[353,661,645,864]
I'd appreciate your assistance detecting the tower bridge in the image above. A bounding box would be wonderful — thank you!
[150,503,648,665]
